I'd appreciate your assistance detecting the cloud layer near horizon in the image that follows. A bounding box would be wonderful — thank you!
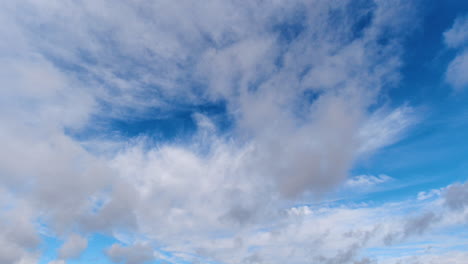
[1,1,468,264]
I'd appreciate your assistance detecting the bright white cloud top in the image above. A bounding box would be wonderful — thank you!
[1,1,468,264]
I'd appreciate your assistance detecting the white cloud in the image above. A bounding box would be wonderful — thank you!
[417,189,441,201]
[444,15,468,90]
[0,203,40,264]
[48,261,65,264]
[0,1,456,264]
[346,174,393,188]
[443,181,468,211]
[106,243,155,264]
[446,49,468,90]
[358,106,416,154]
[58,234,88,260]
[444,15,468,48]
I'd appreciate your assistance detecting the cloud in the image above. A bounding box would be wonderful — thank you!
[106,243,155,264]
[444,15,468,48]
[446,49,468,90]
[354,258,376,264]
[444,15,468,90]
[0,1,457,264]
[403,211,440,237]
[0,203,40,264]
[443,181,468,211]
[346,174,393,188]
[0,240,36,264]
[417,189,441,201]
[48,261,65,264]
[58,234,88,260]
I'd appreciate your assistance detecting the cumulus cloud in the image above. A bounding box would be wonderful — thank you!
[417,189,441,201]
[58,234,88,260]
[444,15,468,90]
[106,243,155,264]
[358,106,416,154]
[0,202,41,264]
[403,211,440,237]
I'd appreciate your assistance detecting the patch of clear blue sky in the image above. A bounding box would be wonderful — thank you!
[38,235,62,264]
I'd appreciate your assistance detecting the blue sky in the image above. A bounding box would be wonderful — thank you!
[1,1,468,264]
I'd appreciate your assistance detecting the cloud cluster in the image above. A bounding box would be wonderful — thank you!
[1,1,465,264]
[444,15,468,90]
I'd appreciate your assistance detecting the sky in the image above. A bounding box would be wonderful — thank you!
[1,0,468,264]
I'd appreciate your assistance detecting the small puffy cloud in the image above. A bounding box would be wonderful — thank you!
[48,261,65,264]
[417,189,441,201]
[353,258,376,264]
[0,241,28,264]
[443,181,468,211]
[346,174,393,188]
[0,206,40,264]
[106,243,155,264]
[58,234,88,260]
[444,15,468,90]
[444,15,468,48]
[287,206,313,217]
[446,50,468,90]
